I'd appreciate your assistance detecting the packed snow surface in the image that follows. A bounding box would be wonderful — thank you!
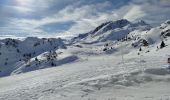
[0,39,170,100]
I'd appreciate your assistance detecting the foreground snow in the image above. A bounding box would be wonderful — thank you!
[0,41,170,100]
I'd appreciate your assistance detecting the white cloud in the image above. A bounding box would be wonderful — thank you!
[123,5,146,21]
[5,1,113,37]
[130,0,170,22]
[13,6,33,13]
[1,0,170,38]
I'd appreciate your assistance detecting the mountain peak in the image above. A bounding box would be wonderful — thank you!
[114,19,130,26]
[91,19,130,35]
[136,20,148,25]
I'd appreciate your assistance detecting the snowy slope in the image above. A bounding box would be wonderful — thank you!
[0,19,170,100]
[0,37,67,77]
[0,20,169,78]
[0,37,169,100]
[129,20,170,47]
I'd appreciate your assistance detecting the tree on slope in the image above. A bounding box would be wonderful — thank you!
[160,41,165,49]
[139,47,142,51]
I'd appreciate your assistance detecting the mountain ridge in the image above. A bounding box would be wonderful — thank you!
[71,19,152,43]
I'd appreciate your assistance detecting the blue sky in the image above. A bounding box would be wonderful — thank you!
[0,0,170,38]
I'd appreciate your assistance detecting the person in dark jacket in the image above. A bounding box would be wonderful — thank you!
[168,57,170,69]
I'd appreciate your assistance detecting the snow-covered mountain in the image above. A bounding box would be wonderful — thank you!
[71,19,170,54]
[0,19,170,77]
[129,20,170,46]
[0,19,170,100]
[71,19,151,43]
[0,37,68,77]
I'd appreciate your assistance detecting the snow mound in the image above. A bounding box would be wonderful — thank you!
[65,68,170,90]
[145,68,170,75]
[11,55,78,75]
[40,67,170,99]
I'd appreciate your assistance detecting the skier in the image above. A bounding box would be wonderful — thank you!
[168,57,170,69]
